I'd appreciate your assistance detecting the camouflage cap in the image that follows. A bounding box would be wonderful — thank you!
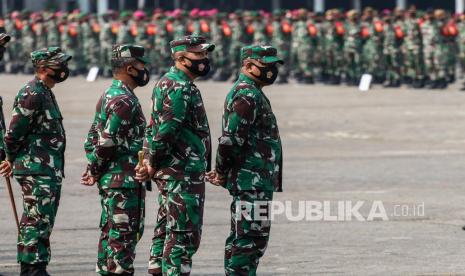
[112,44,149,64]
[170,35,215,54]
[0,33,11,46]
[240,45,284,64]
[31,47,72,67]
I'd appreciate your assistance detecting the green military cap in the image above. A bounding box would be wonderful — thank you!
[0,33,11,45]
[120,10,132,19]
[112,44,149,64]
[170,35,215,54]
[241,45,284,64]
[31,47,72,67]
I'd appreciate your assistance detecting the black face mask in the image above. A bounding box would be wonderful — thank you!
[252,63,279,85]
[0,46,5,60]
[184,57,211,76]
[49,65,69,83]
[129,66,150,87]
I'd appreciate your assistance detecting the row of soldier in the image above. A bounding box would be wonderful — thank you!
[0,33,283,276]
[0,6,465,89]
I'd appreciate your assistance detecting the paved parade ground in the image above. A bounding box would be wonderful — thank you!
[3,75,465,275]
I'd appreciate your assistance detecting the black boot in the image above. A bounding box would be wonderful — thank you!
[28,262,50,276]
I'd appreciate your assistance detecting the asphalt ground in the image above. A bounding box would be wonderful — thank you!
[1,75,465,275]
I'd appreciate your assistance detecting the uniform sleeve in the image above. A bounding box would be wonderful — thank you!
[84,96,103,161]
[4,89,41,162]
[87,97,133,176]
[215,92,257,175]
[148,86,188,168]
[143,97,154,163]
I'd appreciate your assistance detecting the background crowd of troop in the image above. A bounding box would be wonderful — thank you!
[0,5,464,89]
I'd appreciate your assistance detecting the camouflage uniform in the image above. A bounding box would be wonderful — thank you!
[0,33,10,160]
[383,15,404,87]
[270,11,292,83]
[152,15,172,77]
[4,14,23,73]
[210,13,231,81]
[214,46,283,276]
[99,14,115,77]
[344,12,362,85]
[403,14,424,87]
[84,45,148,275]
[361,17,386,83]
[228,13,246,79]
[145,36,214,276]
[321,10,345,84]
[4,47,71,266]
[292,10,317,83]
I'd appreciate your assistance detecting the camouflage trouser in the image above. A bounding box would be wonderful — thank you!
[344,51,362,81]
[96,187,145,275]
[16,175,62,265]
[148,180,204,276]
[404,49,424,80]
[385,50,403,82]
[225,190,273,276]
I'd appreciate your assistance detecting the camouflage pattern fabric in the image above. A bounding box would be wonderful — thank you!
[215,73,283,193]
[224,190,273,276]
[84,79,147,274]
[4,77,66,179]
[96,187,145,275]
[84,79,146,188]
[148,179,203,276]
[145,66,211,190]
[16,175,61,265]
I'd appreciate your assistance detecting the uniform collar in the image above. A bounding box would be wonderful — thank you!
[238,73,261,91]
[112,79,135,95]
[170,66,192,82]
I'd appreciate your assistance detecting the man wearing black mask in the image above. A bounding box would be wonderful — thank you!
[81,44,150,276]
[1,47,71,276]
[206,45,284,275]
[135,35,214,276]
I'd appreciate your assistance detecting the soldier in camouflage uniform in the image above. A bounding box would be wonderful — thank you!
[292,9,316,83]
[82,44,150,276]
[344,10,362,86]
[321,9,345,85]
[421,9,441,88]
[228,11,245,80]
[211,12,231,81]
[136,35,214,276]
[270,10,292,83]
[22,14,36,74]
[361,8,386,84]
[82,14,101,71]
[403,7,425,88]
[4,12,23,73]
[117,11,134,45]
[0,33,10,162]
[206,45,283,276]
[433,9,451,89]
[152,11,172,77]
[99,12,116,77]
[383,9,404,87]
[45,13,60,48]
[2,47,71,276]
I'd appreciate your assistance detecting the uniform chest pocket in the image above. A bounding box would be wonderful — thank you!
[190,96,208,130]
[258,111,278,139]
[41,107,64,134]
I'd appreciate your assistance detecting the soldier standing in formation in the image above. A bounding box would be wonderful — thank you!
[207,45,283,275]
[1,47,71,276]
[135,35,214,276]
[81,44,150,276]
